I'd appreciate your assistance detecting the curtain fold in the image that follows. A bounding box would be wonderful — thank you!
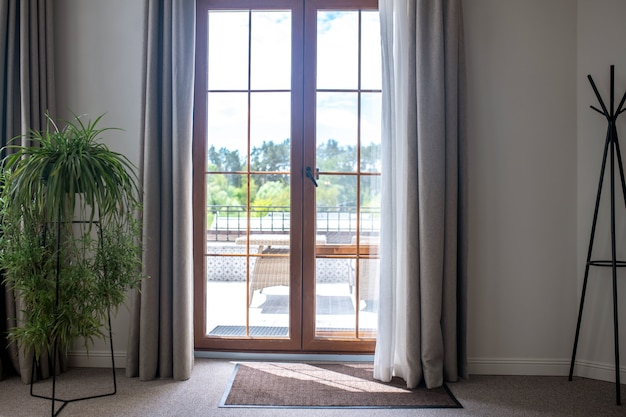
[373,0,467,389]
[125,0,195,381]
[0,0,57,384]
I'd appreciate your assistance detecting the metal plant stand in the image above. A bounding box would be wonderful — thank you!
[29,219,117,417]
[569,65,626,406]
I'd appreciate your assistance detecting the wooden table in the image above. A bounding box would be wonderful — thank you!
[234,234,378,256]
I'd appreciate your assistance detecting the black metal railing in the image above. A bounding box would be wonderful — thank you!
[206,205,380,243]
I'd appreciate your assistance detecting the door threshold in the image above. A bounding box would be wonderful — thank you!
[195,351,374,362]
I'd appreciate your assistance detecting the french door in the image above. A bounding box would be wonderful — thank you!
[193,0,381,353]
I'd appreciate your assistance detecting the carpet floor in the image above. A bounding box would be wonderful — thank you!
[221,362,461,408]
[0,358,625,416]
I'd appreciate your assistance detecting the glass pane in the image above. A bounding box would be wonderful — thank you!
[250,92,291,170]
[208,11,249,90]
[317,11,358,90]
[360,92,382,173]
[357,258,379,335]
[206,173,248,242]
[207,92,248,171]
[316,92,358,172]
[359,175,381,235]
[251,11,291,90]
[250,173,290,225]
[246,173,291,336]
[206,255,248,335]
[361,11,382,90]
[315,258,355,335]
[314,172,358,337]
[316,175,356,244]
[248,247,290,337]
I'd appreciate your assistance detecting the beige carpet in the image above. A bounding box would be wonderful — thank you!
[220,362,461,408]
[1,359,625,416]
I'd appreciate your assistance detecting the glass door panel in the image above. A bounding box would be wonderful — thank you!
[312,7,381,343]
[201,8,296,346]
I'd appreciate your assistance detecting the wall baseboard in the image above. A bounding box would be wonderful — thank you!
[69,351,626,384]
[468,357,626,383]
[468,357,571,376]
[68,350,126,368]
[571,359,626,383]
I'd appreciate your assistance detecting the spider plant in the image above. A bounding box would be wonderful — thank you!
[1,112,139,225]
[0,112,144,360]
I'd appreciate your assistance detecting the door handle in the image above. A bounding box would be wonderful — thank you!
[305,166,318,187]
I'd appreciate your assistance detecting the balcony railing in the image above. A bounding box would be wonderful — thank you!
[207,205,380,243]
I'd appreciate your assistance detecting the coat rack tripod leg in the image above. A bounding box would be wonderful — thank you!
[568,117,611,383]
[569,65,626,406]
[608,119,622,406]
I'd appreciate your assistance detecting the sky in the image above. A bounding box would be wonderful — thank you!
[205,10,382,158]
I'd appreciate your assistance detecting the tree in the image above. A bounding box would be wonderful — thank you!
[316,139,355,173]
[252,181,290,216]
[360,142,381,172]
[250,138,290,187]
[207,145,245,188]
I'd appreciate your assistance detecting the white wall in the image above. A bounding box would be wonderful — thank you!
[575,0,626,382]
[53,0,626,382]
[464,0,626,382]
[54,0,144,366]
[463,0,579,376]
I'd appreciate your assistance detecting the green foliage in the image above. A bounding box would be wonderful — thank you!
[204,138,381,212]
[206,174,241,207]
[251,139,290,187]
[251,181,290,216]
[207,145,245,189]
[316,139,356,173]
[0,112,144,361]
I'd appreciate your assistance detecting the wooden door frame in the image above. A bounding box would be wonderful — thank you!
[193,0,378,354]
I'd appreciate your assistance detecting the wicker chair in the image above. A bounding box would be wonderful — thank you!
[236,234,326,305]
[248,246,290,296]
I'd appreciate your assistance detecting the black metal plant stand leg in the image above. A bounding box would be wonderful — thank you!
[29,218,117,417]
[569,65,626,406]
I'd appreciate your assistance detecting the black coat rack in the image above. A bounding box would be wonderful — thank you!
[569,65,626,406]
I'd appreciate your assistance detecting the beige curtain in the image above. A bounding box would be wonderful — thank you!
[125,0,195,381]
[373,0,467,389]
[0,0,57,384]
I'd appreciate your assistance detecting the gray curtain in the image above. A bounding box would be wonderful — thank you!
[126,0,195,381]
[0,0,56,384]
[373,0,467,389]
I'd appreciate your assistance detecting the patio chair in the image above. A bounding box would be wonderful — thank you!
[236,234,327,305]
[249,246,290,297]
[348,236,380,308]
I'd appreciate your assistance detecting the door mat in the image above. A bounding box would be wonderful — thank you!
[209,325,289,337]
[220,362,462,409]
[207,326,376,337]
